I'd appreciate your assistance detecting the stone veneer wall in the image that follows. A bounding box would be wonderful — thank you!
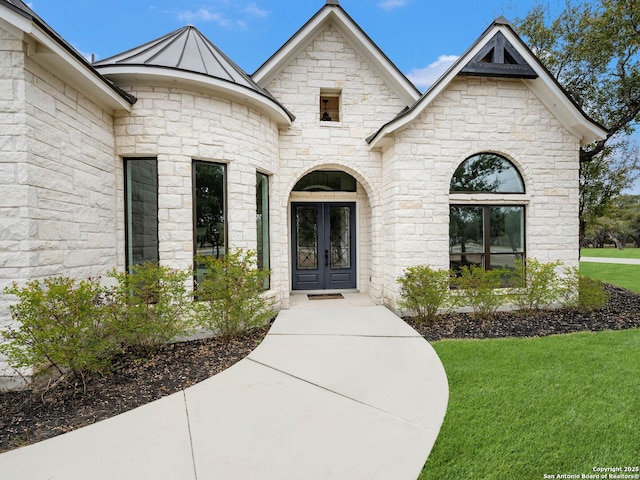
[265,24,410,303]
[382,76,581,305]
[113,84,282,296]
[1,26,117,385]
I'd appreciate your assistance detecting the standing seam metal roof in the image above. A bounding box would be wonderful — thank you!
[94,26,270,97]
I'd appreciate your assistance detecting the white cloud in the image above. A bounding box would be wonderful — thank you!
[378,0,407,11]
[177,8,231,27]
[407,55,459,90]
[244,2,269,18]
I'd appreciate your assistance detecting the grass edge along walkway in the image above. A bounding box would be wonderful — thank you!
[581,248,640,259]
[420,329,640,480]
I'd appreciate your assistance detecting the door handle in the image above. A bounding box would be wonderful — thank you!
[324,250,329,267]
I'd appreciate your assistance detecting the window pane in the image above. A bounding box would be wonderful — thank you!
[489,206,524,253]
[450,206,484,270]
[125,159,158,267]
[450,153,525,193]
[330,206,351,269]
[194,162,225,267]
[256,172,270,289]
[296,205,318,270]
[293,170,356,192]
[489,206,524,276]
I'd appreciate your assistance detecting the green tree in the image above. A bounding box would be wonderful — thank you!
[515,0,640,243]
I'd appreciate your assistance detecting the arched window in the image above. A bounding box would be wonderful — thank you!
[450,153,525,193]
[449,153,525,275]
[293,170,356,192]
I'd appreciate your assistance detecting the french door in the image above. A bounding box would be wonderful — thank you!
[292,202,356,290]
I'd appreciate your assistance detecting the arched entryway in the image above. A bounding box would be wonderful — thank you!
[289,170,367,291]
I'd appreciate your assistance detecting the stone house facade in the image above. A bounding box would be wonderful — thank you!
[0,0,606,383]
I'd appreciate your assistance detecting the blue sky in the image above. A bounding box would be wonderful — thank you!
[25,0,639,193]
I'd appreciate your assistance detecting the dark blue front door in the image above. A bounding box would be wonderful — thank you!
[292,202,356,290]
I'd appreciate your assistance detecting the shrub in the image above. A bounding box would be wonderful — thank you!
[193,249,274,339]
[509,258,563,312]
[0,277,116,381]
[397,265,450,323]
[106,263,193,355]
[452,265,506,321]
[561,266,609,312]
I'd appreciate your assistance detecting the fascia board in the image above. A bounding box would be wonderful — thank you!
[369,24,607,149]
[252,9,332,86]
[98,66,293,126]
[329,12,420,105]
[0,7,132,112]
[252,8,420,105]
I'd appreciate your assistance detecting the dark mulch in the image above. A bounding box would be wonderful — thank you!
[1,284,639,454]
[407,284,640,341]
[0,327,269,453]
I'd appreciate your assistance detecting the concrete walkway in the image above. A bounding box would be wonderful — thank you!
[580,256,640,265]
[0,296,449,480]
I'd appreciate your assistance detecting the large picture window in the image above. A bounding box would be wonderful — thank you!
[449,153,526,274]
[193,162,226,279]
[449,205,525,271]
[256,172,270,289]
[125,158,158,268]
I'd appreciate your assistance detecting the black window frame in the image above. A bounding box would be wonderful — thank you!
[124,157,159,270]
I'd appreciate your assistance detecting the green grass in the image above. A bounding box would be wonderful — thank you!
[420,330,640,480]
[581,247,640,259]
[579,262,640,292]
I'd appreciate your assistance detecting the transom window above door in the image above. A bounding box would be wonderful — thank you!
[293,170,356,192]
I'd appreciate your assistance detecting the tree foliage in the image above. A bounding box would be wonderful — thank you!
[515,0,640,242]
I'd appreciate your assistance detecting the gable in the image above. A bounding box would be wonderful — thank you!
[252,2,420,107]
[459,31,538,79]
[367,19,608,149]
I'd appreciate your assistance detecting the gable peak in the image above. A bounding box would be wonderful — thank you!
[326,0,340,5]
[460,30,538,79]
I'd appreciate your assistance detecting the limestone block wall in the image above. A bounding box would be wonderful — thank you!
[382,76,581,305]
[113,85,281,294]
[1,27,117,381]
[265,24,409,302]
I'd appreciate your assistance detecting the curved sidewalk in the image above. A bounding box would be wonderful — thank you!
[0,303,449,480]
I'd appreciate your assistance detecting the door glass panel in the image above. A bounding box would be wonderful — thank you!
[330,206,351,269]
[296,205,318,270]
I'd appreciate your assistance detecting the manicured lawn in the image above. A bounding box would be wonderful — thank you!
[581,247,640,259]
[580,262,640,293]
[420,330,640,480]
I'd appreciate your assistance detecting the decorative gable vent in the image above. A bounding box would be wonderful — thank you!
[460,31,538,79]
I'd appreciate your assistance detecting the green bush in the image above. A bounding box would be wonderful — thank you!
[193,249,274,339]
[509,258,563,312]
[397,265,450,323]
[0,277,116,380]
[452,265,506,321]
[561,266,610,312]
[106,263,193,355]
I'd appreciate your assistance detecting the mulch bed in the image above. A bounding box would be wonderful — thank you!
[1,284,639,453]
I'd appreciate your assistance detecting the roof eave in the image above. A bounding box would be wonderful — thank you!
[0,2,135,111]
[97,66,294,126]
[368,22,608,149]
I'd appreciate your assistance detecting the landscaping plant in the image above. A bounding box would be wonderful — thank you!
[561,266,610,312]
[193,249,273,339]
[106,262,193,355]
[509,258,563,312]
[0,277,116,383]
[452,265,506,320]
[397,265,451,323]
